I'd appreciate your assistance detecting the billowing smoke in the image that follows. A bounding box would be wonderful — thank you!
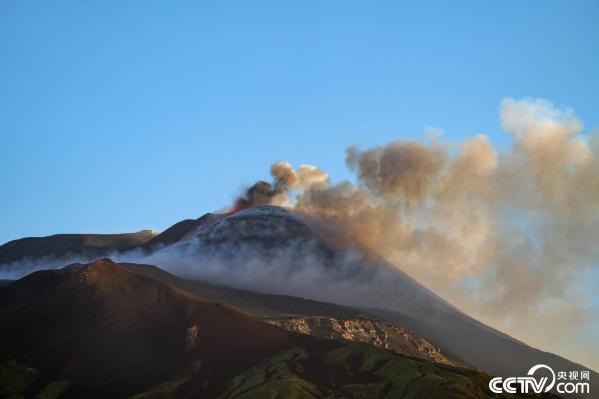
[231,161,330,213]
[230,98,599,368]
[231,162,299,212]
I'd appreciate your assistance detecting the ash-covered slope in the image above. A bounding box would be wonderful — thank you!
[0,230,157,264]
[146,205,596,390]
[0,258,289,398]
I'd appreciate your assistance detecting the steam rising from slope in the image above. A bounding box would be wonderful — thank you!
[232,98,599,367]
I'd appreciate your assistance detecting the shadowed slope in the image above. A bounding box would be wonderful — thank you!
[133,340,560,399]
[0,258,289,398]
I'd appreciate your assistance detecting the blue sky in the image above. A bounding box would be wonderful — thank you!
[1,0,598,243]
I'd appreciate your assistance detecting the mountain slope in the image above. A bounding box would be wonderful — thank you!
[0,230,157,264]
[134,341,559,399]
[0,259,560,399]
[142,213,225,250]
[1,205,594,396]
[145,205,596,389]
[122,262,456,365]
[121,262,366,318]
[0,258,290,398]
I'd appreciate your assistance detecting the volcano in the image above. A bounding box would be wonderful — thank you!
[139,205,598,395]
[0,205,595,398]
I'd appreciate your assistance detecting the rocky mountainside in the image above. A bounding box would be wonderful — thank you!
[263,316,452,365]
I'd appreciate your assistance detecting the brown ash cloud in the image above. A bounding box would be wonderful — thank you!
[234,97,599,369]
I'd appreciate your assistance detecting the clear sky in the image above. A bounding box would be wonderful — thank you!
[1,0,598,243]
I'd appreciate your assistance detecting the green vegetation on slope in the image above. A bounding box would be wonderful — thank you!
[219,347,320,399]
[0,360,70,399]
[34,380,69,399]
[134,340,557,399]
[218,341,494,399]
[0,360,37,397]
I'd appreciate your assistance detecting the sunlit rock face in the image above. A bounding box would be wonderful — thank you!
[264,316,453,365]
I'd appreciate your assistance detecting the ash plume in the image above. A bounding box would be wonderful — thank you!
[232,162,296,212]
[232,161,329,212]
[234,97,599,368]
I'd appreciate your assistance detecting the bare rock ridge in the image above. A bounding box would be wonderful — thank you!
[264,316,452,365]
